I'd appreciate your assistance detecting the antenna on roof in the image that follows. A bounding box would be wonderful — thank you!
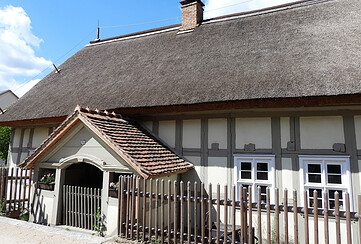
[95,20,100,42]
[53,64,61,73]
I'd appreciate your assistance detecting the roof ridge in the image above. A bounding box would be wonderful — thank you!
[76,105,123,119]
[87,0,329,47]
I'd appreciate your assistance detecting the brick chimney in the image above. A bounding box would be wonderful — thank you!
[180,0,204,31]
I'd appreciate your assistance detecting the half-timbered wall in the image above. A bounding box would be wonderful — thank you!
[7,125,59,168]
[138,109,361,210]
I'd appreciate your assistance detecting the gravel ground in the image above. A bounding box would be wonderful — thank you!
[0,216,112,244]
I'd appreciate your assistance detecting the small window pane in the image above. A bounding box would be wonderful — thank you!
[241,162,251,170]
[309,188,322,197]
[260,186,267,194]
[309,198,322,208]
[257,163,268,171]
[308,174,321,183]
[308,164,321,173]
[329,190,343,199]
[241,172,251,179]
[261,195,267,203]
[329,200,344,209]
[328,175,342,184]
[257,172,268,180]
[327,165,341,174]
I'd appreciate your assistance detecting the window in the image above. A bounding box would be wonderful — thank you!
[299,156,353,210]
[234,155,275,203]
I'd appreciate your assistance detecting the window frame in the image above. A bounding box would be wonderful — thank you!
[299,155,353,211]
[234,155,276,203]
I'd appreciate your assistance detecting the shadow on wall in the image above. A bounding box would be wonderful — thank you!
[30,189,48,225]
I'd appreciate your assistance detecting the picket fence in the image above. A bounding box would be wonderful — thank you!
[117,176,361,244]
[0,167,32,213]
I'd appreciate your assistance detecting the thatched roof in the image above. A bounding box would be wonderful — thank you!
[1,0,361,124]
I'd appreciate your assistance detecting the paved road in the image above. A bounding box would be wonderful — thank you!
[0,216,107,244]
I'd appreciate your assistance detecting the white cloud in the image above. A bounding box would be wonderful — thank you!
[204,0,296,19]
[0,5,51,97]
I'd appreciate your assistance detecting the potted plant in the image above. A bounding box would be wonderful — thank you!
[109,181,119,198]
[38,173,55,190]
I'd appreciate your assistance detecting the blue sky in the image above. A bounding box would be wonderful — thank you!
[0,0,294,97]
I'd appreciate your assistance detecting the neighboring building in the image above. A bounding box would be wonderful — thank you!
[0,89,18,165]
[0,0,360,240]
[0,90,18,113]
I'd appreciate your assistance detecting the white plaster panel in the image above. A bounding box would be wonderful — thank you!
[300,116,344,149]
[7,151,15,168]
[208,118,227,149]
[184,156,201,167]
[33,127,50,147]
[12,128,22,148]
[280,117,290,149]
[159,120,176,148]
[31,191,54,225]
[20,152,28,163]
[235,117,272,149]
[208,157,228,186]
[107,198,119,236]
[183,119,201,149]
[281,158,293,191]
[354,116,361,149]
[22,128,30,147]
[47,127,129,169]
[141,121,153,132]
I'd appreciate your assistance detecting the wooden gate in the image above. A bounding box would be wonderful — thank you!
[62,185,101,230]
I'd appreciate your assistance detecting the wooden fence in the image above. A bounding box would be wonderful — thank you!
[62,185,102,230]
[117,176,361,244]
[0,167,32,213]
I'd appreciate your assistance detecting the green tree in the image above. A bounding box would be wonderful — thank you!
[0,127,11,162]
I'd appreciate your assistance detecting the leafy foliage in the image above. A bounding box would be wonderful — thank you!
[0,127,11,162]
[93,207,106,237]
[39,173,55,184]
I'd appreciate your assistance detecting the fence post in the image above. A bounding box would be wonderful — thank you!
[180,181,184,244]
[345,192,351,244]
[194,182,198,244]
[304,190,309,244]
[161,179,165,244]
[201,183,205,244]
[167,180,171,243]
[224,185,228,244]
[275,188,279,244]
[266,187,271,244]
[208,183,212,244]
[323,191,329,244]
[142,178,147,242]
[257,186,261,244]
[248,186,252,244]
[293,190,298,244]
[284,189,288,244]
[174,180,178,244]
[335,192,340,244]
[187,181,191,244]
[117,176,122,235]
[155,179,159,242]
[149,178,153,240]
[136,177,141,241]
[27,168,32,209]
[216,184,220,244]
[313,190,318,244]
[358,195,361,244]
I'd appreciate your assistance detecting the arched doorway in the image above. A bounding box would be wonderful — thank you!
[61,162,103,229]
[64,162,103,188]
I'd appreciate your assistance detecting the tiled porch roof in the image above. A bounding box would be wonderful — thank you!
[20,106,194,178]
